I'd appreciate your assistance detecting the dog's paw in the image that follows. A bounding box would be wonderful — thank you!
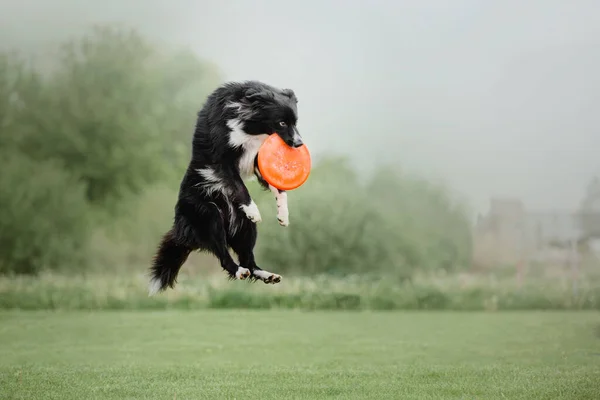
[266,273,281,284]
[235,267,251,280]
[277,213,289,227]
[277,203,289,227]
[252,269,282,284]
[241,201,262,223]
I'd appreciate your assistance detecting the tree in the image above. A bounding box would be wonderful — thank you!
[252,156,473,279]
[0,25,223,274]
[14,25,221,211]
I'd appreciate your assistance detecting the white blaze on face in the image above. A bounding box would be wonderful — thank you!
[227,118,268,179]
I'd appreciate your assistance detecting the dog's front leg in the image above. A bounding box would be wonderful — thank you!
[227,170,262,224]
[253,161,289,227]
[240,199,262,223]
[269,185,289,226]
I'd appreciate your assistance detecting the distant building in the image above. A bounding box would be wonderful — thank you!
[578,176,600,238]
[473,198,526,266]
[473,196,600,267]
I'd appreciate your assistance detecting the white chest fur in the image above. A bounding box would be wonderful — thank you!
[227,119,268,179]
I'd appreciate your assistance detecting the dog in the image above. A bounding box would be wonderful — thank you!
[148,80,303,295]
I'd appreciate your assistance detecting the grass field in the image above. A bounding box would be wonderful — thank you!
[1,311,599,399]
[2,270,599,311]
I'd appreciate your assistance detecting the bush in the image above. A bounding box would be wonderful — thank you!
[7,25,221,214]
[252,156,473,280]
[0,25,223,275]
[0,152,90,274]
[367,165,473,272]
[1,272,598,311]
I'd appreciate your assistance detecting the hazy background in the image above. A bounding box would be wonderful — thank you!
[3,0,599,214]
[2,5,599,397]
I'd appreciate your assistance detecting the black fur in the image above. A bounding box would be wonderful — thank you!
[149,81,301,294]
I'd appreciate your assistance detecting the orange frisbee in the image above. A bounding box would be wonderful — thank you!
[257,134,311,191]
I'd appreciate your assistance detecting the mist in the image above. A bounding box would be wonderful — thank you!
[2,0,599,214]
[3,3,600,393]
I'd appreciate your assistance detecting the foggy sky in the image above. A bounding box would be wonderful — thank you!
[2,0,599,214]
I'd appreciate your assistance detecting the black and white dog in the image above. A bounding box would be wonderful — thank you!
[148,81,303,295]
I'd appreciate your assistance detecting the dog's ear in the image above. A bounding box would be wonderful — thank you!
[281,88,298,103]
[244,87,274,103]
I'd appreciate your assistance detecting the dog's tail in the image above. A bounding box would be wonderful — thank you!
[148,229,192,296]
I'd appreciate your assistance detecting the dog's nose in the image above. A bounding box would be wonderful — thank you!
[292,134,303,148]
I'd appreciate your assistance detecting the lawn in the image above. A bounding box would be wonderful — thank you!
[1,311,599,399]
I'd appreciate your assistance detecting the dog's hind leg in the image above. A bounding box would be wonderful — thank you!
[203,205,251,280]
[250,267,282,284]
[228,221,281,284]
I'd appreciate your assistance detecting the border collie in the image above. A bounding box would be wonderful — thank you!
[148,81,303,295]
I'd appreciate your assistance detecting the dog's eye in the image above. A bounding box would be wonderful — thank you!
[279,121,287,127]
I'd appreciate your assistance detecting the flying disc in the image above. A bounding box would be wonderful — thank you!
[257,134,311,191]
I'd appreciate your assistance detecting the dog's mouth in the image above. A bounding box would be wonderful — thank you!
[277,133,304,148]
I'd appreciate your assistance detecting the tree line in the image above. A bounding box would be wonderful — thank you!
[0,25,472,278]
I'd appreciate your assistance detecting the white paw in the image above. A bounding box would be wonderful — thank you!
[235,267,251,280]
[240,201,262,223]
[252,269,282,284]
[277,203,289,226]
[277,213,289,227]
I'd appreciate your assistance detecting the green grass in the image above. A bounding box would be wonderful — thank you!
[1,311,599,399]
[1,269,599,311]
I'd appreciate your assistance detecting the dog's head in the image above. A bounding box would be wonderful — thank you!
[232,84,303,148]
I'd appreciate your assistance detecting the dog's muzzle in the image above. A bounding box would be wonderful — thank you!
[290,128,303,148]
[291,135,303,148]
